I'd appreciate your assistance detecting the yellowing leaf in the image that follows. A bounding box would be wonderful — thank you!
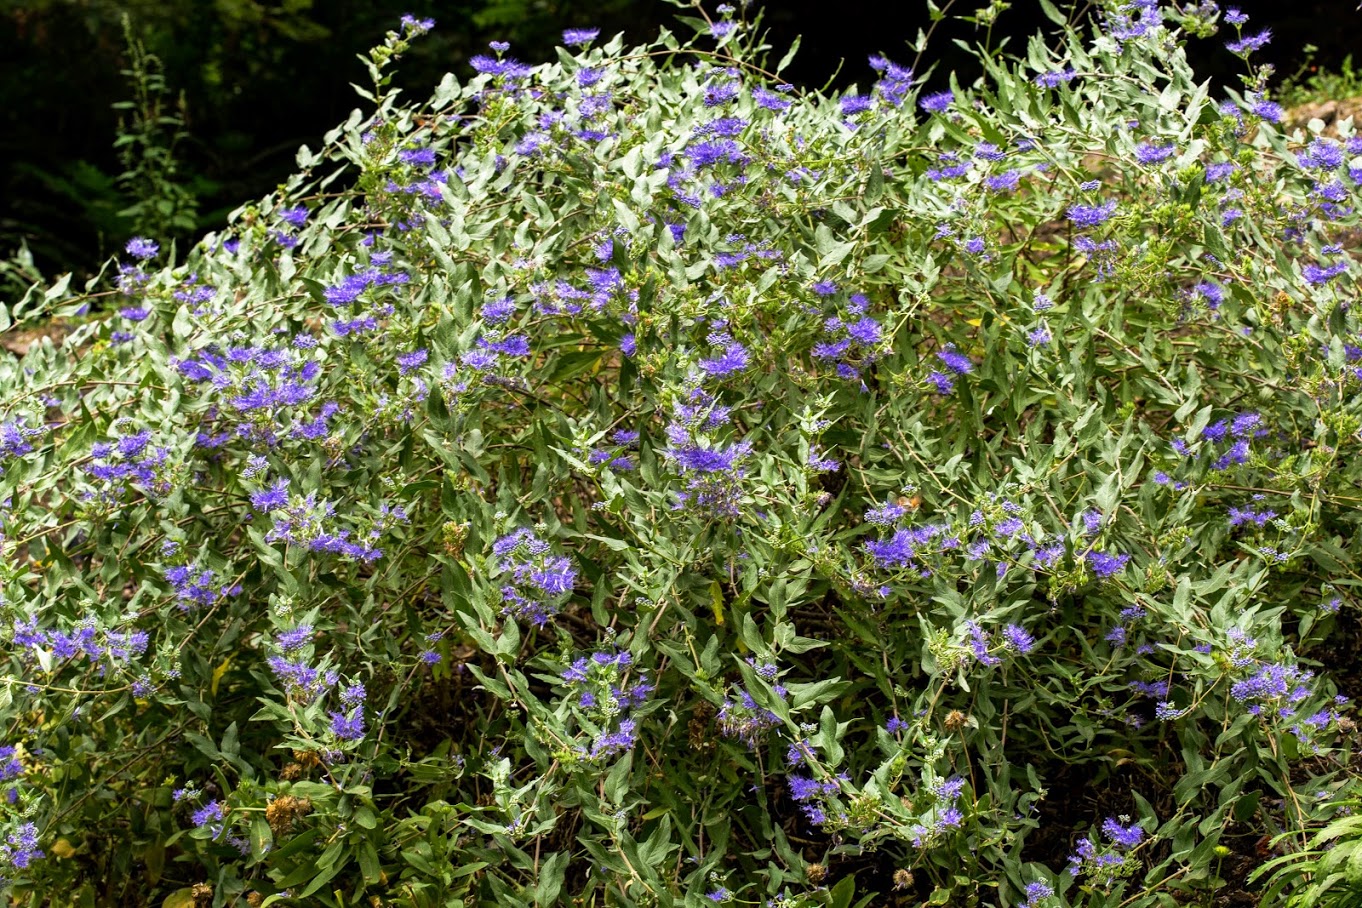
[211,657,233,698]
[709,580,725,626]
[50,837,76,859]
[144,841,165,885]
[162,888,197,908]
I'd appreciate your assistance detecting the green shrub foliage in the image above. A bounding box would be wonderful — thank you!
[2,4,1361,906]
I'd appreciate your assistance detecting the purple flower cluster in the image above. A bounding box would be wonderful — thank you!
[788,772,844,827]
[513,73,622,156]
[176,344,342,447]
[984,169,1024,193]
[0,747,22,788]
[323,261,411,308]
[0,417,45,468]
[1247,94,1284,123]
[718,681,787,749]
[712,237,782,269]
[1035,67,1076,88]
[330,683,367,742]
[1019,880,1054,908]
[267,649,338,700]
[967,621,1003,667]
[812,292,885,380]
[1003,624,1037,654]
[396,348,429,376]
[470,50,533,82]
[659,117,760,204]
[1228,504,1277,527]
[1230,662,1314,710]
[926,151,970,182]
[698,332,750,378]
[125,236,159,260]
[1228,654,1346,746]
[491,528,577,626]
[560,650,652,760]
[0,739,40,876]
[927,346,974,394]
[869,55,914,107]
[588,427,640,472]
[704,73,742,108]
[661,388,752,517]
[1066,199,1118,228]
[176,787,239,845]
[840,94,874,118]
[863,522,949,571]
[863,495,1087,587]
[919,90,954,114]
[482,296,517,324]
[1073,235,1120,280]
[752,84,792,112]
[1103,0,1163,45]
[380,149,451,202]
[807,447,840,473]
[1101,817,1144,849]
[1163,409,1264,475]
[1086,550,1130,580]
[688,135,749,170]
[190,800,227,840]
[1205,161,1237,183]
[1303,260,1348,286]
[115,237,166,296]
[1133,141,1175,165]
[399,14,435,36]
[907,775,968,847]
[1129,679,1169,700]
[164,563,242,610]
[252,486,385,563]
[562,27,598,48]
[1226,28,1271,55]
[85,430,172,500]
[276,625,313,653]
[1,822,43,876]
[1191,280,1225,312]
[265,205,315,252]
[12,617,148,668]
[531,266,635,317]
[937,348,973,375]
[458,329,532,373]
[1297,138,1344,172]
[1067,816,1145,884]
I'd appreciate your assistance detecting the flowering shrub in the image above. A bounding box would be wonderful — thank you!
[2,2,1361,905]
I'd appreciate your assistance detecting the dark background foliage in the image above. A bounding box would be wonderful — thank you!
[1,0,1358,280]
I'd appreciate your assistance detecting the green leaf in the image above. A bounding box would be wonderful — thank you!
[249,817,273,861]
[535,851,569,906]
[829,875,856,908]
[1233,790,1261,823]
[297,850,346,897]
[1038,0,1067,26]
[865,164,885,205]
[359,840,381,885]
